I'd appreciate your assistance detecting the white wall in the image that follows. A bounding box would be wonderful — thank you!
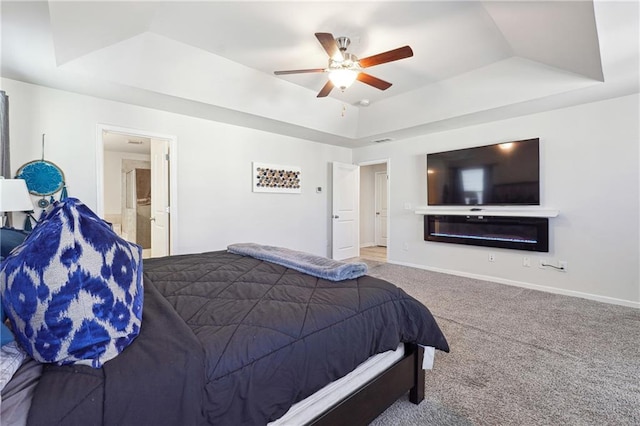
[5,78,638,306]
[354,94,640,307]
[3,78,351,257]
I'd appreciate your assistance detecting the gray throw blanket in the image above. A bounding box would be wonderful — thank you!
[227,243,368,281]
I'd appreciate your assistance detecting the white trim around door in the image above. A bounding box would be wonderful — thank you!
[96,124,178,256]
[358,158,390,257]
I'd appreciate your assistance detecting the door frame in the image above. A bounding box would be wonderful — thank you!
[358,158,390,253]
[95,123,178,255]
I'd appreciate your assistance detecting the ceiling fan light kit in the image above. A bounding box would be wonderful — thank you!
[328,68,359,90]
[274,32,413,98]
[327,38,360,90]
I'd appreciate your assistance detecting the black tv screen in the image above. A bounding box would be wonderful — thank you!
[427,138,540,206]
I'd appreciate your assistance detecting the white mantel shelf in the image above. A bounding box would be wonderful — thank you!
[414,207,559,218]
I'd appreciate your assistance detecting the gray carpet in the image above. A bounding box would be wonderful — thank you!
[361,261,640,425]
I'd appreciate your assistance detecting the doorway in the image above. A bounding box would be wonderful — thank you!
[123,162,151,257]
[359,160,389,262]
[96,125,175,258]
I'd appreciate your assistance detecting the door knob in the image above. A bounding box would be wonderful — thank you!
[376,212,380,215]
[150,217,156,222]
[332,215,339,219]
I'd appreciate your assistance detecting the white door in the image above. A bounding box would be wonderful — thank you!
[122,169,137,242]
[332,162,360,260]
[150,139,169,257]
[375,171,388,247]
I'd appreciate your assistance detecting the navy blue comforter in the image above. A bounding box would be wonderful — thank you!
[28,251,448,425]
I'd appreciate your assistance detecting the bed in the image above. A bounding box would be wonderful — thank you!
[1,200,449,425]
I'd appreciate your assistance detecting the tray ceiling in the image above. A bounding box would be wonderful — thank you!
[1,1,637,147]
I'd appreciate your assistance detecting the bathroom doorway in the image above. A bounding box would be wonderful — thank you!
[97,126,174,258]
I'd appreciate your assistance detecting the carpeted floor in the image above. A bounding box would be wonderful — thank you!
[359,261,640,425]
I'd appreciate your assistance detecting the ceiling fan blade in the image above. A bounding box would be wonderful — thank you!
[315,32,343,62]
[357,73,392,90]
[274,68,325,75]
[317,80,334,97]
[359,46,413,68]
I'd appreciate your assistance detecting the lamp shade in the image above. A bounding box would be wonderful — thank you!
[0,178,33,212]
[328,69,358,90]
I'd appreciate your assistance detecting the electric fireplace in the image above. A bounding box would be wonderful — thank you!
[424,215,549,252]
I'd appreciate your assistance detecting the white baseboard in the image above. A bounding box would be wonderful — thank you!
[360,242,375,248]
[387,260,640,309]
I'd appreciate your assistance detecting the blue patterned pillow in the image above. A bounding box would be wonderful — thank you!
[0,198,143,368]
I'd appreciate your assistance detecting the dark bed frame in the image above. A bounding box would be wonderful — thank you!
[309,343,425,426]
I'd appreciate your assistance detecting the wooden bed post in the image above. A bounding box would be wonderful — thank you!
[409,344,425,403]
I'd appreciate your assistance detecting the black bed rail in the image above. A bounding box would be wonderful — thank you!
[307,343,425,426]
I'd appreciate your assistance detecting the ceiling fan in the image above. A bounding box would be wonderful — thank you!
[274,33,413,98]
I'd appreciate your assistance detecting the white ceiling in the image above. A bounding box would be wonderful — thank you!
[102,130,150,154]
[1,1,638,148]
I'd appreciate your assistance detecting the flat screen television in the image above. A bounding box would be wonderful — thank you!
[427,138,540,206]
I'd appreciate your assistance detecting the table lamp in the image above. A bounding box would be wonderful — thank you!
[0,177,33,227]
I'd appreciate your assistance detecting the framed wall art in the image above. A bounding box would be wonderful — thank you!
[252,162,301,194]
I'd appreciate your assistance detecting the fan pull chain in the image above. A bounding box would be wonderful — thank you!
[342,104,346,117]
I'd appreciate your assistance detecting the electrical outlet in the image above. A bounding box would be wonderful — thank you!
[559,261,568,272]
[523,256,531,267]
[402,242,409,251]
[488,253,496,262]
